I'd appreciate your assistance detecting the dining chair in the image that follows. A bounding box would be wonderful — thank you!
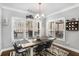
[34,43,45,56]
[13,43,29,56]
[43,40,54,55]
[42,38,56,56]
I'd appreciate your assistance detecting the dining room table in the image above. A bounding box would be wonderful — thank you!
[15,37,56,56]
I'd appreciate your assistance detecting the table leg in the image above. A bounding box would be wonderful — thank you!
[30,47,33,56]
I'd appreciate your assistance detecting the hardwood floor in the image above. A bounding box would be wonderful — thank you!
[1,49,14,56]
[1,50,10,56]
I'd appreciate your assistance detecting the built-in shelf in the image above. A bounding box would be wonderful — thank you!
[66,21,79,31]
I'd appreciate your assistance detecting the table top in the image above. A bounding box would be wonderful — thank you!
[21,37,56,48]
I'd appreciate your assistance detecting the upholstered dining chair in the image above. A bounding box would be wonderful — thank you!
[13,43,29,56]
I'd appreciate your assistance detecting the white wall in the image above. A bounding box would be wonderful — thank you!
[1,8,26,49]
[0,7,1,50]
[47,7,79,50]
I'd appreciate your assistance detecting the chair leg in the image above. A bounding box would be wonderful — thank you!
[22,53,24,56]
[15,53,17,56]
[15,53,20,56]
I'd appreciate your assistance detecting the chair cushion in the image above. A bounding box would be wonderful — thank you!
[18,49,26,52]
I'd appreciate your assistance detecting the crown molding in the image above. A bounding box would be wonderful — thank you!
[47,4,79,18]
[0,5,28,14]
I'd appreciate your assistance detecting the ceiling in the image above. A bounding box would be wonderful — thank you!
[0,3,77,16]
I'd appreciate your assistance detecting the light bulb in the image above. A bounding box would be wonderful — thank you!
[35,14,39,18]
[41,14,45,17]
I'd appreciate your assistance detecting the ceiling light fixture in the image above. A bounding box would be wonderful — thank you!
[35,3,45,19]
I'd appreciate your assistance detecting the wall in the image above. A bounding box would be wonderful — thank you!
[1,8,26,49]
[47,7,79,50]
[0,7,1,50]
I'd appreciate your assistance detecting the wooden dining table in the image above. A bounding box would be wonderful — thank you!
[16,37,56,56]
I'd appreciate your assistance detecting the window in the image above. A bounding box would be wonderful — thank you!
[46,20,55,38]
[12,17,26,41]
[33,20,41,38]
[12,17,41,41]
[26,21,33,38]
[47,17,65,41]
[55,18,65,41]
[47,21,55,38]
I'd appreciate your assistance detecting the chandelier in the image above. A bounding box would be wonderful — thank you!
[34,3,45,19]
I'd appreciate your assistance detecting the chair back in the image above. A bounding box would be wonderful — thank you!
[44,40,53,49]
[13,43,19,53]
[35,43,45,52]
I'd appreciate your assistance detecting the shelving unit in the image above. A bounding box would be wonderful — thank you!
[66,21,79,31]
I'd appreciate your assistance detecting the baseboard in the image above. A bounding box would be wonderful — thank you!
[53,42,79,53]
[0,51,1,56]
